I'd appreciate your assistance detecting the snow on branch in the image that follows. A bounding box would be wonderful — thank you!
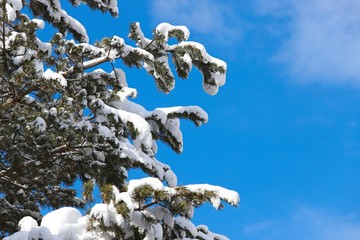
[3,0,23,21]
[83,178,239,239]
[129,22,227,95]
[5,206,231,239]
[185,184,240,209]
[148,106,208,153]
[90,98,153,151]
[30,0,89,42]
[68,0,119,17]
[169,41,227,95]
[155,22,190,42]
[121,177,240,210]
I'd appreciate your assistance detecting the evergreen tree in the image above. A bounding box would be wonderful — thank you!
[1,0,239,239]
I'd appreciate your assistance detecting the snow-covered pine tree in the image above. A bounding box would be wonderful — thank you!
[1,0,239,239]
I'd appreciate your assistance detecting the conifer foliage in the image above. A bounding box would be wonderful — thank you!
[0,0,239,239]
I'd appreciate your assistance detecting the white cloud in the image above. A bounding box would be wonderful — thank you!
[150,0,240,44]
[243,220,273,235]
[243,207,360,240]
[291,208,360,240]
[258,0,360,85]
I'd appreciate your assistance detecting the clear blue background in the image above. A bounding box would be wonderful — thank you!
[45,1,360,239]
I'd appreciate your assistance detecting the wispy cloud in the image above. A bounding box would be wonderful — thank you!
[257,0,360,85]
[243,220,273,235]
[243,207,360,240]
[149,0,240,44]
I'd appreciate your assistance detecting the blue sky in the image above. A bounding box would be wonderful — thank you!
[58,0,360,239]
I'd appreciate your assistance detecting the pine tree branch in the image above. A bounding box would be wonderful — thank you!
[0,85,37,112]
[60,55,110,77]
[0,176,29,190]
[0,92,11,98]
[50,144,94,155]
[1,2,8,83]
[136,201,158,211]
[110,61,118,79]
[143,39,155,51]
